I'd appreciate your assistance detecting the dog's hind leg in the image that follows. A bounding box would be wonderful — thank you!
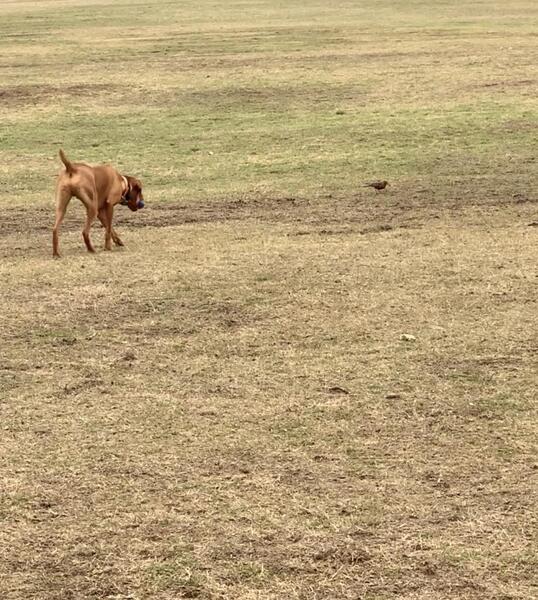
[76,188,98,254]
[52,184,72,258]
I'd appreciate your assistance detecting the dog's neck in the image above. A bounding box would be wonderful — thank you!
[120,175,129,196]
[120,175,130,205]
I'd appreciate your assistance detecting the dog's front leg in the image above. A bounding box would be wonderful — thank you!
[98,209,124,248]
[111,227,124,246]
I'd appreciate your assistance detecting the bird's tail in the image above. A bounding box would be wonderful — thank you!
[59,149,75,176]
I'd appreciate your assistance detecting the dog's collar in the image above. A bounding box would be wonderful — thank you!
[120,175,130,205]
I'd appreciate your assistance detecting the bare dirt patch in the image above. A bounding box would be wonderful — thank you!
[3,178,535,243]
[0,83,120,106]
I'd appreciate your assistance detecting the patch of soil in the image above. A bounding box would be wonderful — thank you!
[479,78,535,88]
[0,195,415,242]
[0,83,121,107]
[2,183,535,249]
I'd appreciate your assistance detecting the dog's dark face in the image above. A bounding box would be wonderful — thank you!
[124,176,145,211]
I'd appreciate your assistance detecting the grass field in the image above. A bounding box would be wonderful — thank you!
[1,1,537,598]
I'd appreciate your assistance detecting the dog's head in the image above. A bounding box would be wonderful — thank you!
[123,176,145,211]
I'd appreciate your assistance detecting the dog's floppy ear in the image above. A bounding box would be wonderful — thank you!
[125,175,142,188]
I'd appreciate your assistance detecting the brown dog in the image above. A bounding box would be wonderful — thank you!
[52,149,144,257]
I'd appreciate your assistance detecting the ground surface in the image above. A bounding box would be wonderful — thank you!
[1,1,537,599]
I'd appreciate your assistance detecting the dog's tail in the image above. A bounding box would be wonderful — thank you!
[59,149,75,176]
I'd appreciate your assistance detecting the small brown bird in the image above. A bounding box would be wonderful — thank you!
[363,180,389,190]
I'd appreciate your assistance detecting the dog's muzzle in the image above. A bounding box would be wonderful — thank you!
[121,197,145,209]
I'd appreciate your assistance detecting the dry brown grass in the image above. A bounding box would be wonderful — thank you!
[1,0,538,598]
[2,198,537,599]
